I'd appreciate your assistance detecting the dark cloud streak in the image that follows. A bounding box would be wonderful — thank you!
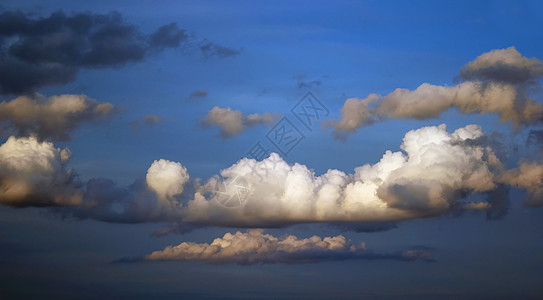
[0,10,239,95]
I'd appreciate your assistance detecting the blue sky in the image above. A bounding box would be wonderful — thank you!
[0,1,542,298]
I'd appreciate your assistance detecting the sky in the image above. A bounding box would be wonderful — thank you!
[0,0,543,299]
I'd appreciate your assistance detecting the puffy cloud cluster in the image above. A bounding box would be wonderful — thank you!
[331,47,543,138]
[202,106,277,138]
[0,136,81,207]
[0,94,116,140]
[0,123,537,229]
[142,229,430,264]
[185,124,501,226]
[0,10,239,94]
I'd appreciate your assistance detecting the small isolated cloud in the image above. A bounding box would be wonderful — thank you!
[329,47,543,139]
[138,229,431,265]
[294,74,326,90]
[143,114,163,126]
[130,114,164,132]
[201,106,277,138]
[0,94,116,141]
[190,89,208,98]
[200,40,241,59]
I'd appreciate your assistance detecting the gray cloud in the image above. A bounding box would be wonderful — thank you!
[190,89,208,98]
[201,106,278,139]
[330,47,543,138]
[200,40,241,59]
[501,161,543,207]
[0,94,116,141]
[459,46,543,84]
[0,10,239,95]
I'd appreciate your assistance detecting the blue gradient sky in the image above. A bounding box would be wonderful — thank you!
[1,1,543,298]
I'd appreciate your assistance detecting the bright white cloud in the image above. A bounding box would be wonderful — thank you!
[146,159,189,201]
[182,124,500,226]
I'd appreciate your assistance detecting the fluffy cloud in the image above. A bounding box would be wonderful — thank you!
[146,159,189,201]
[460,46,543,83]
[202,106,277,138]
[0,136,81,207]
[0,94,116,140]
[330,47,543,138]
[328,94,379,138]
[501,162,543,207]
[0,10,239,94]
[0,123,535,229]
[140,229,431,264]
[184,124,501,226]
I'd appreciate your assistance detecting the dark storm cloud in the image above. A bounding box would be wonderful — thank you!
[0,10,239,95]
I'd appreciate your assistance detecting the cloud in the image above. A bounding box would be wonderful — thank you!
[130,114,164,133]
[0,94,116,140]
[330,47,543,138]
[146,159,189,201]
[459,46,543,84]
[1,123,537,229]
[328,94,379,139]
[201,106,277,138]
[138,229,431,264]
[148,23,187,50]
[294,74,326,89]
[199,40,241,59]
[142,114,163,126]
[501,162,543,207]
[184,124,501,227]
[0,10,238,94]
[190,89,208,98]
[0,135,82,207]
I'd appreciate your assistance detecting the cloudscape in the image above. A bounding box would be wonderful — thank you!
[0,1,542,299]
